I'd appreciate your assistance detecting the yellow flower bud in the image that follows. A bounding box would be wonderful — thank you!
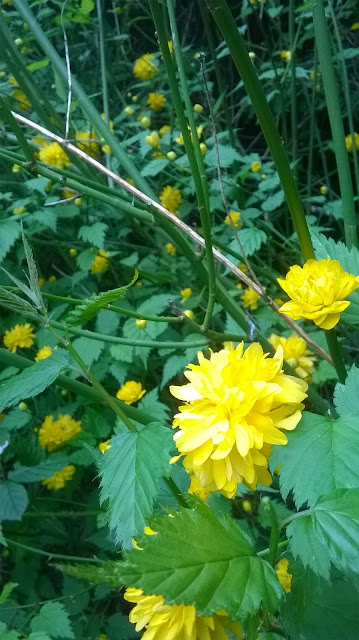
[18,402,28,411]
[184,309,194,320]
[136,319,147,329]
[167,151,177,161]
[193,103,203,113]
[320,185,328,195]
[74,197,82,206]
[140,116,151,128]
[69,248,78,257]
[242,499,252,513]
[124,106,134,116]
[200,143,208,155]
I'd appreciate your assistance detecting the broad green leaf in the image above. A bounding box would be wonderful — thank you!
[0,350,70,412]
[0,583,18,604]
[71,337,104,367]
[287,488,359,579]
[8,454,69,483]
[261,190,285,212]
[0,481,28,521]
[161,354,187,388]
[95,309,120,336]
[137,388,170,422]
[30,603,74,639]
[229,228,267,257]
[333,365,359,417]
[99,422,173,547]
[0,219,20,263]
[141,159,169,177]
[78,222,108,250]
[204,144,241,168]
[28,634,52,640]
[270,412,359,508]
[118,500,283,620]
[65,272,137,326]
[107,612,140,640]
[0,629,19,640]
[311,359,337,386]
[0,408,32,431]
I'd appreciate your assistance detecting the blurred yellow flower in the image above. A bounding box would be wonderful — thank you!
[42,465,75,491]
[280,50,291,62]
[12,164,21,173]
[13,88,31,110]
[133,53,157,81]
[241,288,260,310]
[320,185,328,195]
[278,258,359,329]
[224,211,241,227]
[124,106,134,116]
[13,206,25,215]
[98,440,112,454]
[39,414,82,451]
[351,22,359,30]
[345,132,359,153]
[268,333,316,381]
[147,92,166,111]
[140,116,151,127]
[38,142,70,169]
[242,499,252,513]
[166,242,176,256]
[159,124,171,137]
[175,125,203,145]
[170,342,307,497]
[200,142,208,155]
[75,130,100,158]
[152,150,166,160]
[180,287,192,303]
[116,381,146,405]
[160,185,182,214]
[276,558,292,593]
[35,346,52,362]
[90,250,110,274]
[145,131,160,149]
[237,262,248,274]
[4,324,34,353]
[184,309,194,320]
[251,160,261,172]
[188,474,210,501]
[124,588,242,640]
[193,103,203,113]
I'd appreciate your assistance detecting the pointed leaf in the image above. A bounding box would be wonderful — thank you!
[0,482,28,521]
[30,603,74,639]
[333,365,359,417]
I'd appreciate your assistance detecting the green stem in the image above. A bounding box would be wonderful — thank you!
[204,0,315,261]
[325,328,347,383]
[258,539,289,557]
[96,0,113,188]
[0,348,156,425]
[0,98,33,162]
[261,497,280,566]
[6,537,102,564]
[23,510,101,518]
[310,0,358,248]
[289,0,297,177]
[280,509,311,530]
[164,477,187,507]
[64,337,138,431]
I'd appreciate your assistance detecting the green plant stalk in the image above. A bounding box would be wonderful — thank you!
[305,61,317,212]
[96,0,113,188]
[0,348,155,424]
[325,328,347,383]
[6,537,102,564]
[289,0,297,177]
[0,98,33,162]
[262,497,280,566]
[311,0,358,248]
[205,0,315,261]
[166,0,216,329]
[149,0,216,328]
[328,0,359,201]
[13,0,156,197]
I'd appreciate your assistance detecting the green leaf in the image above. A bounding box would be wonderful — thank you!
[8,454,69,483]
[65,272,137,326]
[137,388,170,422]
[0,583,18,604]
[0,629,19,640]
[57,561,123,588]
[99,422,173,547]
[270,412,359,508]
[78,222,108,250]
[0,408,32,431]
[27,58,49,72]
[0,288,35,316]
[118,500,283,620]
[229,228,267,257]
[28,634,52,640]
[22,231,45,311]
[334,365,359,417]
[0,350,70,412]
[0,219,20,263]
[312,359,337,386]
[71,337,104,367]
[261,190,285,212]
[287,488,359,579]
[95,309,120,336]
[204,144,241,168]
[0,481,28,521]
[30,603,74,639]
[0,523,7,547]
[141,159,169,177]
[161,354,187,388]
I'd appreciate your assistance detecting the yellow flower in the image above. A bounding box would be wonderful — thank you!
[268,334,316,381]
[276,558,292,593]
[116,381,146,405]
[124,106,134,116]
[180,287,192,303]
[98,635,107,640]
[224,211,241,227]
[241,288,260,310]
[188,474,210,501]
[345,132,359,153]
[35,346,52,362]
[145,131,160,149]
[42,465,75,491]
[133,53,157,81]
[102,144,112,154]
[320,185,328,195]
[38,277,45,288]
[278,258,359,330]
[13,88,31,111]
[242,499,252,513]
[237,262,248,274]
[3,324,35,353]
[75,130,100,158]
[175,125,203,145]
[351,22,359,30]
[12,164,21,173]
[152,150,166,160]
[280,50,291,62]
[200,142,208,155]
[159,124,171,137]
[124,588,243,640]
[38,414,82,451]
[147,92,166,111]
[250,160,261,172]
[90,250,110,274]
[166,243,176,256]
[38,142,70,169]
[170,342,307,497]
[160,185,182,214]
[193,103,203,114]
[140,116,151,128]
[184,309,194,320]
[13,206,25,215]
[98,440,112,453]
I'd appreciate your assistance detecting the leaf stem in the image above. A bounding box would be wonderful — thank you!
[261,497,280,566]
[325,328,347,383]
[6,537,102,564]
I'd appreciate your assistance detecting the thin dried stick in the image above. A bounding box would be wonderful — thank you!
[11,111,332,364]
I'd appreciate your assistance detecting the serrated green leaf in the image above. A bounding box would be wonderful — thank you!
[78,222,108,250]
[22,231,45,311]
[0,219,21,263]
[8,454,69,483]
[0,288,35,315]
[229,228,267,257]
[99,422,173,547]
[57,561,123,588]
[0,630,19,640]
[270,411,359,509]
[71,337,104,367]
[312,359,337,386]
[0,583,18,604]
[0,481,28,521]
[333,365,359,417]
[0,350,69,412]
[65,272,137,326]
[118,500,283,620]
[137,388,170,422]
[204,144,241,168]
[141,159,169,177]
[262,190,285,212]
[95,309,120,335]
[0,408,32,431]
[287,488,359,579]
[161,354,187,388]
[28,634,52,640]
[30,603,74,639]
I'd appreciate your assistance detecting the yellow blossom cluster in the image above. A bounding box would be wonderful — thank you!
[42,465,75,491]
[166,242,176,256]
[147,92,166,111]
[90,250,110,274]
[160,185,182,214]
[170,342,307,497]
[345,132,359,153]
[98,440,112,453]
[269,334,316,381]
[241,288,260,310]
[3,324,35,353]
[276,558,292,593]
[35,346,53,362]
[38,142,70,169]
[38,414,82,451]
[133,53,157,80]
[116,381,146,405]
[224,211,241,227]
[75,130,100,158]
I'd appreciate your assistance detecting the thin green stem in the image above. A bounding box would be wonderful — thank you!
[325,328,347,383]
[289,0,297,177]
[23,510,101,518]
[0,98,33,162]
[96,0,113,188]
[261,497,280,566]
[164,477,187,508]
[258,539,289,557]
[280,509,311,530]
[311,0,358,248]
[204,0,315,261]
[6,538,102,564]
